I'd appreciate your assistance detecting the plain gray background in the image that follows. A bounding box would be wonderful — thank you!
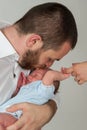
[0,0,87,130]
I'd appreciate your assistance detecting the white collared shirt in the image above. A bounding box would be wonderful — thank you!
[0,23,30,105]
[0,31,16,58]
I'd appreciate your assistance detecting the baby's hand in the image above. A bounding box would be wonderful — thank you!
[59,69,71,81]
[61,67,73,74]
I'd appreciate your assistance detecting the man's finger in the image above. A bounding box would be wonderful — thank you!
[6,103,25,112]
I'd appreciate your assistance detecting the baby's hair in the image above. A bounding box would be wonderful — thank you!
[53,80,60,94]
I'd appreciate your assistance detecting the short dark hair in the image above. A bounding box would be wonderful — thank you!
[53,80,60,94]
[15,2,78,50]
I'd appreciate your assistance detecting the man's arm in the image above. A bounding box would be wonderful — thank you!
[6,100,57,130]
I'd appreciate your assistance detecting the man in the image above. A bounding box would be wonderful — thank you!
[0,2,78,130]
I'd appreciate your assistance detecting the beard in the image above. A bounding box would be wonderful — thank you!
[18,49,46,70]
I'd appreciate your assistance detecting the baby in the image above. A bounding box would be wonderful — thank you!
[0,68,70,129]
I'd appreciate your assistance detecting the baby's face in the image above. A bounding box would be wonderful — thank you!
[26,69,47,83]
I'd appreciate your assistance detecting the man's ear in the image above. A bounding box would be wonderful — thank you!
[26,34,42,49]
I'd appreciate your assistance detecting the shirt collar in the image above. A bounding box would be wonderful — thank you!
[0,31,16,58]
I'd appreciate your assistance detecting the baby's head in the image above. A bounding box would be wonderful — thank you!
[26,68,48,83]
[26,68,60,94]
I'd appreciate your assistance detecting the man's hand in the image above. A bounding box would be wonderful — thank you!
[6,101,57,130]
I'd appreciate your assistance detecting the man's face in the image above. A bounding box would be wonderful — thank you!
[19,42,71,70]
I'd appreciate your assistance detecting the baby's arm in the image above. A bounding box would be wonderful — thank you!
[0,113,17,129]
[42,70,70,86]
